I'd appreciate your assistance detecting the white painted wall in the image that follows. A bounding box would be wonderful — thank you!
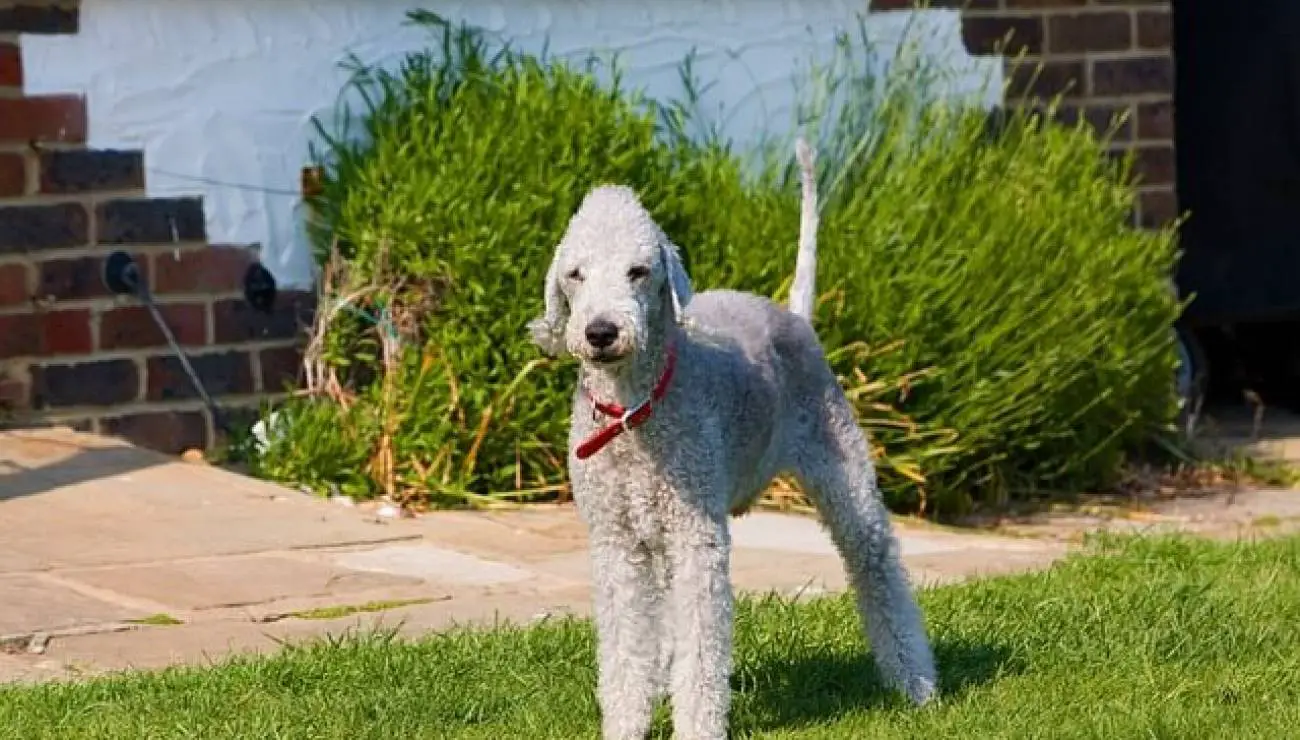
[22,0,998,288]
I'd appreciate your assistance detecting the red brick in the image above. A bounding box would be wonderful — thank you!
[0,307,92,358]
[153,246,258,295]
[0,153,26,197]
[0,312,41,359]
[39,149,145,194]
[1136,10,1171,49]
[0,4,79,34]
[259,345,303,392]
[1006,60,1086,100]
[0,95,87,144]
[1138,188,1179,229]
[37,255,109,301]
[967,15,1045,55]
[0,263,29,306]
[1136,99,1173,140]
[1006,0,1085,6]
[98,303,208,350]
[0,202,89,254]
[0,43,20,87]
[1091,56,1173,96]
[41,308,92,355]
[102,411,208,455]
[1047,12,1133,54]
[146,350,254,401]
[35,252,150,303]
[30,359,139,408]
[874,0,998,10]
[1131,144,1176,186]
[213,290,314,344]
[1056,103,1133,140]
[96,197,205,245]
[962,16,1044,55]
[0,374,27,411]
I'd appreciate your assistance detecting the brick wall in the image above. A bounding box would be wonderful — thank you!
[874,0,1177,229]
[0,1,312,453]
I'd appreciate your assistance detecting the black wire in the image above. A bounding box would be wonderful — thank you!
[123,261,233,435]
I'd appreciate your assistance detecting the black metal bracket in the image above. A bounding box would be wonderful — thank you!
[243,262,277,314]
[103,250,143,297]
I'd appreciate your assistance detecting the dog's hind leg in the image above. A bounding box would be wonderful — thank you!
[791,399,937,705]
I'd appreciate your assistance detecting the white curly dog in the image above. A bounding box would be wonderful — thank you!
[529,141,936,739]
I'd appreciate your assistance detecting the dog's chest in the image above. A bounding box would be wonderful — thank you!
[571,441,690,542]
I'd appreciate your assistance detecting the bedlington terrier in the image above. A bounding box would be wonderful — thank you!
[529,140,936,740]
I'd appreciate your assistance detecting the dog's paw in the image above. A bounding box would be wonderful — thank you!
[905,675,938,706]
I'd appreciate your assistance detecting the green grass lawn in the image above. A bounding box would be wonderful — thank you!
[4,535,1300,739]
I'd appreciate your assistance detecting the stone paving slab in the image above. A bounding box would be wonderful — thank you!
[731,548,849,596]
[61,555,425,612]
[334,544,538,587]
[0,429,418,573]
[730,511,1051,557]
[0,532,1074,685]
[409,508,593,563]
[0,574,146,637]
[985,488,1300,542]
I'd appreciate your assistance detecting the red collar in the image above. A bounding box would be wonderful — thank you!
[575,343,678,460]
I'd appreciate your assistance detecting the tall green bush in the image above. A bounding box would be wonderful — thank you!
[254,12,1181,516]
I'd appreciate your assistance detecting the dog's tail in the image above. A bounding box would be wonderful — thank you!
[789,137,819,322]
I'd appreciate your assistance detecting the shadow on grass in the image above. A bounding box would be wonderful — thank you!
[732,636,1021,733]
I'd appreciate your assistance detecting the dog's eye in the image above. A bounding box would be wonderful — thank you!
[566,268,584,282]
[627,265,651,282]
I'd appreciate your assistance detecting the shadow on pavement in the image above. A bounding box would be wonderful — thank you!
[0,439,166,503]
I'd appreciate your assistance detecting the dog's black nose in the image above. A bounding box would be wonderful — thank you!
[584,319,620,349]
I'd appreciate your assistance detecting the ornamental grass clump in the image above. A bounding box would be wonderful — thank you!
[253,12,1180,517]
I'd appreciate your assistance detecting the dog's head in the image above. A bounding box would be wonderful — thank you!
[529,185,692,365]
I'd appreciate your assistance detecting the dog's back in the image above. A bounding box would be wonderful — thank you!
[678,288,838,511]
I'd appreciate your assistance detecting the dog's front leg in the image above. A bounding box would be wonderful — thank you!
[666,507,732,740]
[590,534,662,740]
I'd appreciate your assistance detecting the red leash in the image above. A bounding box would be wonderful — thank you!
[575,344,677,460]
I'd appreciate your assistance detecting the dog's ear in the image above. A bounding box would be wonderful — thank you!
[528,248,569,356]
[657,230,693,324]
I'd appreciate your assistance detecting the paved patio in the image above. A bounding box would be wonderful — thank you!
[1,426,1294,684]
